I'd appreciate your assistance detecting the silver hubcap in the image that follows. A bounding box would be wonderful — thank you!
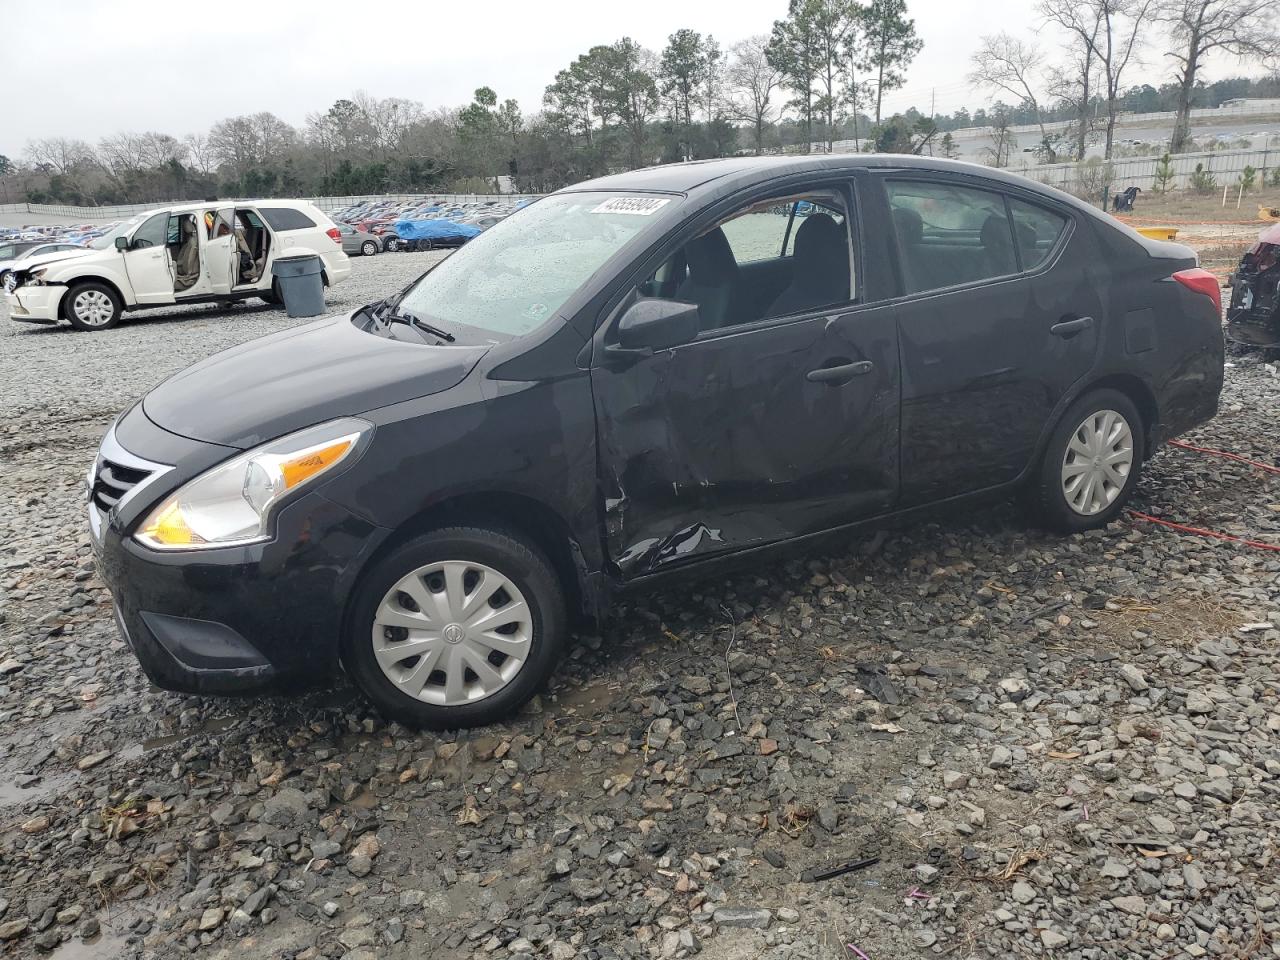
[363,242,376,255]
[371,560,533,706]
[73,290,114,326]
[1061,409,1134,516]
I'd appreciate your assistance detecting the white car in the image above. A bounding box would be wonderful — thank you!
[4,199,351,331]
[0,241,88,289]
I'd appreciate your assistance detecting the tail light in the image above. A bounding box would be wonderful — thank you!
[1172,268,1222,316]
[326,227,342,245]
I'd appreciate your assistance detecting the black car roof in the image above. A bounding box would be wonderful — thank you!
[559,153,1125,235]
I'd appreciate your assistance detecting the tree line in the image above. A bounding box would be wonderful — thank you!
[0,0,1274,206]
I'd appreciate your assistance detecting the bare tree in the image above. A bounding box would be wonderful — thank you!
[1155,0,1279,153]
[724,35,783,154]
[183,133,216,176]
[1046,52,1099,160]
[1041,0,1152,159]
[981,104,1017,167]
[969,33,1058,162]
[24,137,93,175]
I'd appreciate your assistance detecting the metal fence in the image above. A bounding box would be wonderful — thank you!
[0,193,536,222]
[1007,146,1280,194]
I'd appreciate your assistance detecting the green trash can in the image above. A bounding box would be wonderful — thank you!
[271,255,326,318]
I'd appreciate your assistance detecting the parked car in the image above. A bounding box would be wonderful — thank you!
[0,241,87,289]
[335,222,381,257]
[1226,221,1280,348]
[89,155,1224,728]
[0,239,54,270]
[4,200,351,331]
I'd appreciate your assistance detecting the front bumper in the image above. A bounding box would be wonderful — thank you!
[91,413,392,695]
[5,285,65,323]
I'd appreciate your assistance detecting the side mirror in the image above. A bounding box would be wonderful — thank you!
[616,298,700,351]
[114,236,128,251]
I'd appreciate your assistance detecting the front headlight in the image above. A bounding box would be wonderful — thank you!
[25,269,48,287]
[135,418,371,550]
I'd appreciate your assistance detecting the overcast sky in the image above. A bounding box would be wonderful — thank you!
[0,0,1247,159]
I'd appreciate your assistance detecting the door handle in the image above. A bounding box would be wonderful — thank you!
[1051,316,1094,337]
[806,360,873,383]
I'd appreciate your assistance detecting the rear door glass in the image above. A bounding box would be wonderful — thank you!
[1008,198,1069,270]
[886,180,1018,294]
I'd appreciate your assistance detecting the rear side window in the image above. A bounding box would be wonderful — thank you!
[1008,198,1068,271]
[258,207,317,231]
[886,180,1017,294]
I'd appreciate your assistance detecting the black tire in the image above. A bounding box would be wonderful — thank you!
[360,240,379,257]
[1026,388,1145,533]
[62,281,122,331]
[259,281,281,305]
[384,237,399,252]
[344,525,568,729]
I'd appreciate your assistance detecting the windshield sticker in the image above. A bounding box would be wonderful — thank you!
[591,197,671,216]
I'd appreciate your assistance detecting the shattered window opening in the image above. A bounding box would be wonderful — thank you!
[639,188,857,333]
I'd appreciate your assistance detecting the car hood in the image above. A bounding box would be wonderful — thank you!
[142,312,489,449]
[13,249,91,271]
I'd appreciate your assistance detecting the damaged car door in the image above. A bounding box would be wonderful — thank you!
[590,181,900,578]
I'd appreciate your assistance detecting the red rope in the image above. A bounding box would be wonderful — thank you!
[1128,511,1280,552]
[1166,439,1280,476]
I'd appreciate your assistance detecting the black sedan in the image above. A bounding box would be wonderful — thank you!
[89,155,1224,728]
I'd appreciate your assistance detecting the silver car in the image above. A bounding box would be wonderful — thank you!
[335,223,380,257]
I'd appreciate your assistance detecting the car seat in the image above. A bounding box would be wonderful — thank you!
[173,217,201,292]
[675,227,742,330]
[767,213,850,316]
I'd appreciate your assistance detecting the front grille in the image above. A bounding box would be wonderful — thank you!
[92,457,152,512]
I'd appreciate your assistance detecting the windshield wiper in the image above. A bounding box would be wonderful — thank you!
[375,304,455,342]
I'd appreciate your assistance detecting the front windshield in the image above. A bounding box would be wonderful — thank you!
[90,216,144,250]
[396,192,675,338]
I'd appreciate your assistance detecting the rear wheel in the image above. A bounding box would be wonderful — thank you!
[1027,388,1144,533]
[344,526,567,729]
[360,240,379,257]
[259,281,281,305]
[63,282,122,331]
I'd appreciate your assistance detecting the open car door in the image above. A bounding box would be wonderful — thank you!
[205,208,237,295]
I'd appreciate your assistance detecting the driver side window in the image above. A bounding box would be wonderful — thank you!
[639,189,856,334]
[130,213,170,250]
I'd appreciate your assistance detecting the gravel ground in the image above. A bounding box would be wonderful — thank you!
[1,252,1279,960]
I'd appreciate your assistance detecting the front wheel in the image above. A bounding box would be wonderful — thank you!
[360,240,379,257]
[383,237,399,252]
[1027,388,1145,533]
[344,526,568,729]
[63,282,122,331]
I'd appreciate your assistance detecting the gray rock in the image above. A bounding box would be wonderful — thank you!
[1041,929,1070,948]
[1184,691,1214,715]
[261,787,310,826]
[712,907,772,929]
[1118,664,1149,692]
[1011,880,1036,904]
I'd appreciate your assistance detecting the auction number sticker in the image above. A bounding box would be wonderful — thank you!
[591,196,671,216]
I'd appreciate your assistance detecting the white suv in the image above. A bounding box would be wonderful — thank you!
[4,199,351,331]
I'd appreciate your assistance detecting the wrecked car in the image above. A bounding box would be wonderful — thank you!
[89,155,1224,728]
[1227,222,1280,349]
[4,200,350,331]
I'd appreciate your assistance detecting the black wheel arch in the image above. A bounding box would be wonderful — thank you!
[341,491,606,640]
